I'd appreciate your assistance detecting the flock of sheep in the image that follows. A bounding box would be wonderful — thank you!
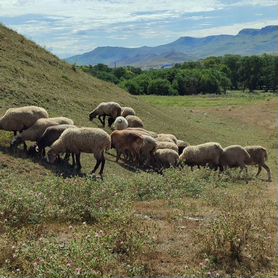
[0,102,272,181]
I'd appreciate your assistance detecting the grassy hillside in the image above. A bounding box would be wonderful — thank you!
[0,24,277,277]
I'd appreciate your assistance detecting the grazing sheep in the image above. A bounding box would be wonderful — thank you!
[126,115,144,128]
[152,149,179,171]
[0,105,48,136]
[177,139,189,155]
[36,124,76,157]
[11,117,74,149]
[245,146,272,181]
[139,135,157,166]
[111,130,144,164]
[219,145,251,173]
[112,116,128,130]
[89,102,121,127]
[156,133,178,145]
[121,106,135,117]
[157,141,179,153]
[179,142,223,170]
[126,128,157,138]
[48,127,111,178]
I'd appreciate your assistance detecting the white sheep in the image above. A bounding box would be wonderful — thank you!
[152,149,179,172]
[219,145,251,173]
[126,115,144,128]
[140,135,157,166]
[121,106,135,117]
[11,117,74,149]
[179,142,223,170]
[48,127,111,178]
[112,116,128,130]
[0,105,48,136]
[156,133,178,145]
[245,145,272,181]
[156,141,179,153]
[89,102,121,127]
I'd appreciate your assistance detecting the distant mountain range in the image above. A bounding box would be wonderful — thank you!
[66,25,278,69]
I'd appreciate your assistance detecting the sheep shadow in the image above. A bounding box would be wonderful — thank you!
[0,145,87,179]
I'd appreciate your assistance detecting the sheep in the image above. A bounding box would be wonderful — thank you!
[11,117,74,150]
[0,106,48,137]
[36,124,77,157]
[126,115,144,128]
[177,139,189,155]
[111,130,144,164]
[156,141,179,153]
[139,135,157,166]
[126,127,157,138]
[219,145,251,174]
[48,127,111,178]
[179,142,223,170]
[244,146,272,182]
[156,133,178,145]
[152,149,179,172]
[89,102,121,127]
[121,106,135,117]
[111,116,128,130]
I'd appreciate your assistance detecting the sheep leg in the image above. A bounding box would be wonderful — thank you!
[102,115,106,126]
[262,163,272,182]
[92,159,101,174]
[75,153,81,170]
[116,150,121,162]
[98,115,106,127]
[98,115,105,126]
[71,153,76,167]
[64,152,70,161]
[256,165,262,177]
[23,142,27,152]
[98,153,106,178]
[92,153,104,176]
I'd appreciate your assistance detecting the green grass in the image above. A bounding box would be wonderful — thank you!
[140,91,276,108]
[0,24,277,277]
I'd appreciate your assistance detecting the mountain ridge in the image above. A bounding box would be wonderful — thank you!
[66,25,278,68]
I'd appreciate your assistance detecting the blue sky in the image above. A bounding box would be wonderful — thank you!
[0,0,277,58]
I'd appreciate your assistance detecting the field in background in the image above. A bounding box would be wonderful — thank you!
[140,91,276,108]
[0,24,277,277]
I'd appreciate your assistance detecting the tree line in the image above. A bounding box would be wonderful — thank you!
[79,54,278,95]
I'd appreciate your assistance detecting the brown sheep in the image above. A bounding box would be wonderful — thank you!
[245,146,272,182]
[111,130,144,164]
[219,145,250,173]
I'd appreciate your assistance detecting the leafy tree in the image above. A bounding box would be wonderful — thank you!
[147,79,175,95]
[121,80,140,95]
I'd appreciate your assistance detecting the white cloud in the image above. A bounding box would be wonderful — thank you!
[0,0,276,57]
[183,19,278,37]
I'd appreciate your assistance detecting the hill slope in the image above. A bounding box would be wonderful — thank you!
[0,24,168,128]
[66,25,278,68]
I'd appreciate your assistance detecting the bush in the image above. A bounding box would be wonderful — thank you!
[195,188,275,276]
